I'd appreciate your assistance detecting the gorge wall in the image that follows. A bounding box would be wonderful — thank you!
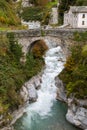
[1,28,87,130]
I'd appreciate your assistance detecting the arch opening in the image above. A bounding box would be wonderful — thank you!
[27,39,48,58]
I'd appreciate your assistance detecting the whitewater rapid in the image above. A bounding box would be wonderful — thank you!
[25,46,65,120]
[14,43,81,130]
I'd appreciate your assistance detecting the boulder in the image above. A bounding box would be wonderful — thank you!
[56,77,87,129]
[66,99,87,129]
[55,77,67,102]
[28,85,38,102]
[20,86,29,102]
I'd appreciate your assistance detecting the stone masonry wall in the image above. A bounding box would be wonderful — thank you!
[0,28,87,55]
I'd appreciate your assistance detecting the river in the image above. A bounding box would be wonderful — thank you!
[14,43,81,130]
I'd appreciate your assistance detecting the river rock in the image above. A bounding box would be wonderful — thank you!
[11,107,25,124]
[55,77,67,102]
[1,126,14,130]
[56,77,87,129]
[66,99,87,130]
[28,84,38,102]
[24,74,42,102]
[20,86,29,102]
[20,73,42,103]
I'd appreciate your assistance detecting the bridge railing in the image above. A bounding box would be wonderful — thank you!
[0,28,87,38]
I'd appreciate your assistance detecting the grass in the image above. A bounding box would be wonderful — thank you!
[0,25,28,31]
[0,0,20,27]
[46,0,58,9]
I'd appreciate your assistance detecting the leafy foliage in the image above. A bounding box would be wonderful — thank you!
[21,7,43,22]
[20,0,57,25]
[74,31,87,42]
[7,32,23,63]
[0,34,48,127]
[0,0,20,26]
[30,0,49,6]
[32,40,48,58]
[59,33,87,99]
[25,53,44,79]
[20,6,51,24]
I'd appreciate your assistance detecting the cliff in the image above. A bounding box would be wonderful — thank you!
[56,77,87,130]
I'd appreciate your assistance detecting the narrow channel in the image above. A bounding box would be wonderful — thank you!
[14,43,81,130]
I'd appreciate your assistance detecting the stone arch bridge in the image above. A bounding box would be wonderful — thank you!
[1,28,87,56]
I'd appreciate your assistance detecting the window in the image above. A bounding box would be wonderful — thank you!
[82,14,85,18]
[82,21,85,25]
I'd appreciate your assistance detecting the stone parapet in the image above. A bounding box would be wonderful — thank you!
[0,28,87,38]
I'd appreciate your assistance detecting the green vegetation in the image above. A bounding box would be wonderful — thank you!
[0,0,20,27]
[20,0,57,25]
[30,0,49,6]
[59,32,87,99]
[58,0,87,24]
[0,33,48,127]
[25,40,48,79]
[20,6,50,24]
[74,31,87,42]
[0,0,28,30]
[46,0,58,9]
[31,40,48,58]
[0,0,58,28]
[21,7,43,22]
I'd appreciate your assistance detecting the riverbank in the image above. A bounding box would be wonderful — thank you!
[56,77,87,130]
[0,72,43,130]
[13,45,81,130]
[56,38,87,130]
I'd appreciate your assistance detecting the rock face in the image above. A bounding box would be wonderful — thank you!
[56,77,87,130]
[27,85,38,102]
[1,126,14,130]
[66,99,87,130]
[20,73,42,103]
[20,86,29,102]
[4,73,42,130]
[55,77,67,102]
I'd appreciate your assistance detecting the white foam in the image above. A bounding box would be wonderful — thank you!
[26,44,66,124]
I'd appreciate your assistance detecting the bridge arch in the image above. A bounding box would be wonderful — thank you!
[28,39,44,52]
[18,36,68,57]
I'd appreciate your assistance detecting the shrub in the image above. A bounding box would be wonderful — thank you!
[21,7,43,22]
[32,40,48,58]
[0,0,20,26]
[82,45,87,58]
[0,35,47,126]
[7,32,23,63]
[74,31,87,42]
[59,42,87,99]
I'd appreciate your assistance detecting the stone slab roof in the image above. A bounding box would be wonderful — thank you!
[70,6,87,13]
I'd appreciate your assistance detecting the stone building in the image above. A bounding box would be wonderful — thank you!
[50,7,58,25]
[64,6,87,28]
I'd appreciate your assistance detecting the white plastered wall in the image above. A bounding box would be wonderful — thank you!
[78,13,87,28]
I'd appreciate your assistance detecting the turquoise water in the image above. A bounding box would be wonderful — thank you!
[14,45,81,130]
[14,101,81,130]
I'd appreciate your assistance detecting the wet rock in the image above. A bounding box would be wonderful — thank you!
[35,85,41,90]
[56,77,87,129]
[1,126,14,130]
[28,85,38,102]
[55,77,67,102]
[20,86,29,102]
[66,102,87,129]
[20,73,42,103]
